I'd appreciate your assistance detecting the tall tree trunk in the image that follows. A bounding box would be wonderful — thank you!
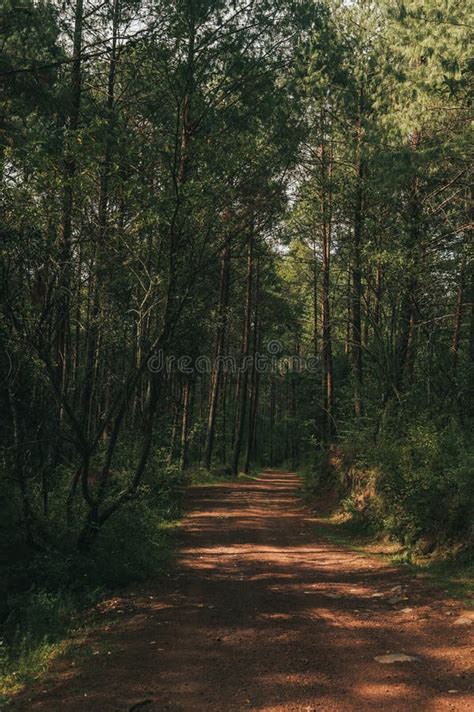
[351,90,365,418]
[220,368,229,464]
[405,312,417,385]
[180,379,192,472]
[467,249,474,419]
[232,234,254,475]
[374,265,382,329]
[244,257,260,474]
[203,239,231,469]
[452,243,467,374]
[344,265,351,356]
[269,370,276,466]
[312,245,318,356]
[469,257,474,367]
[81,0,120,437]
[6,384,35,544]
[290,344,298,467]
[320,118,334,441]
[395,289,414,395]
[364,280,371,348]
[169,392,179,462]
[394,136,420,396]
[56,0,84,417]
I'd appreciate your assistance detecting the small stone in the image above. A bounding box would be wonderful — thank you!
[374,653,420,664]
[448,690,458,694]
[401,607,413,613]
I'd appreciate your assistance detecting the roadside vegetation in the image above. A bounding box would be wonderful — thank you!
[1,0,472,700]
[0,463,183,699]
[300,431,474,602]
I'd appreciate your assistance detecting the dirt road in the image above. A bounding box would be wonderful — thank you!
[12,472,473,711]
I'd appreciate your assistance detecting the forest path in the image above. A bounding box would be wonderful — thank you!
[13,471,473,712]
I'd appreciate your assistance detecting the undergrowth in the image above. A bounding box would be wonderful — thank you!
[302,417,474,548]
[300,416,474,601]
[0,464,184,701]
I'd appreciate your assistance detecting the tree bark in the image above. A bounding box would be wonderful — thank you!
[351,90,365,418]
[320,119,334,441]
[56,0,84,411]
[244,256,260,474]
[203,239,231,469]
[180,378,192,472]
[81,0,120,437]
[232,234,254,475]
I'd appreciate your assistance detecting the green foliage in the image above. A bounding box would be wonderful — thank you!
[330,418,474,549]
[185,464,234,484]
[300,447,336,497]
[0,462,183,696]
[375,420,474,544]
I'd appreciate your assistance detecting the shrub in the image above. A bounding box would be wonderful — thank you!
[0,461,185,696]
[375,419,474,545]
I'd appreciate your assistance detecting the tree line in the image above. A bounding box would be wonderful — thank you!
[1,0,472,559]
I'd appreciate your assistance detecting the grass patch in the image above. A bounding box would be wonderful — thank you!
[187,465,235,485]
[0,590,96,702]
[186,465,261,485]
[237,473,262,481]
[307,504,474,604]
[0,633,79,701]
[402,555,474,603]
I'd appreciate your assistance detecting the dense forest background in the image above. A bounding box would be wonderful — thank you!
[0,0,472,692]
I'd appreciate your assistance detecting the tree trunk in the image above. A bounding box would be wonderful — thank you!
[180,379,192,472]
[203,240,231,469]
[344,265,351,357]
[351,92,365,418]
[312,246,318,356]
[374,265,382,328]
[244,257,260,474]
[452,247,466,374]
[232,234,254,475]
[320,121,334,441]
[81,0,120,437]
[56,0,84,411]
[269,370,276,466]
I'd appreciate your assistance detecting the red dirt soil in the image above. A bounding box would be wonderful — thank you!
[10,471,473,711]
